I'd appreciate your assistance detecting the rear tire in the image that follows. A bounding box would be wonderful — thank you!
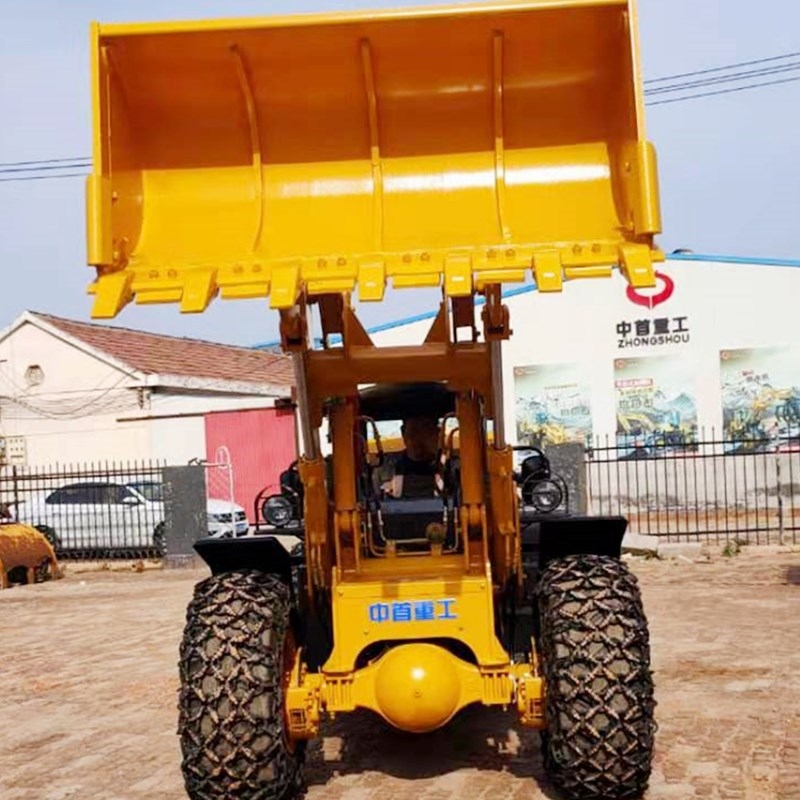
[537,554,656,800]
[178,569,304,800]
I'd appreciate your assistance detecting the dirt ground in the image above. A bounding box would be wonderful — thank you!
[1,546,799,800]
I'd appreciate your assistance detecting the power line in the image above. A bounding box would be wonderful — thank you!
[646,62,800,96]
[646,74,800,106]
[0,156,90,168]
[645,51,800,84]
[0,161,92,174]
[0,172,89,183]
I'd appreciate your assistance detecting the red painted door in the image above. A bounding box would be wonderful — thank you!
[204,407,297,523]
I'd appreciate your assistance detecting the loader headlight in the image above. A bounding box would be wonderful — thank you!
[262,494,294,528]
[529,479,563,513]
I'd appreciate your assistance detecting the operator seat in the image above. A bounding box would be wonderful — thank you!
[375,451,461,548]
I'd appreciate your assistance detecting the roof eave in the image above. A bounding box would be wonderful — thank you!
[22,311,146,380]
[144,373,292,396]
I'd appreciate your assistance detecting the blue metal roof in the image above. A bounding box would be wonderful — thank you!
[666,252,800,268]
[251,251,800,349]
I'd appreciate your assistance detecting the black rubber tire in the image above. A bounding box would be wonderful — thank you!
[536,554,656,800]
[178,569,304,800]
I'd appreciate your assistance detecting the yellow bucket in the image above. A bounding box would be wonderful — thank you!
[86,0,661,318]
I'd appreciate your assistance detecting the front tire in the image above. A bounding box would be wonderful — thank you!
[178,569,303,800]
[537,554,656,800]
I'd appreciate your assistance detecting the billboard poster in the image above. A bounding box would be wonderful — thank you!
[720,347,800,452]
[614,356,698,458]
[514,364,592,448]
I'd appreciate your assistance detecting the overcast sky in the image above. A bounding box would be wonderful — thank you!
[1,0,799,347]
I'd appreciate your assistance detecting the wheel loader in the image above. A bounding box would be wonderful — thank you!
[84,1,661,797]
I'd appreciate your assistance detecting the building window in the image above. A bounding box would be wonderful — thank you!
[24,364,45,387]
[0,436,26,466]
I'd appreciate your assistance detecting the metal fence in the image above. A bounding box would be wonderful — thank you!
[586,433,800,544]
[0,460,170,560]
[5,437,796,559]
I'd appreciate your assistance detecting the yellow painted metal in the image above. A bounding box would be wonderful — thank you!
[516,669,546,728]
[372,643,463,732]
[297,456,332,591]
[285,668,325,740]
[323,565,510,673]
[85,0,662,318]
[486,445,521,583]
[285,640,546,738]
[0,523,60,589]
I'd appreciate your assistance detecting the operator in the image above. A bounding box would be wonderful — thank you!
[380,415,442,498]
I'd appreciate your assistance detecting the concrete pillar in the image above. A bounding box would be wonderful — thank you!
[546,442,588,515]
[162,465,208,569]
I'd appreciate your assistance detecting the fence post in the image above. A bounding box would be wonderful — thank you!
[12,465,19,521]
[162,465,208,569]
[776,452,785,546]
[546,442,588,515]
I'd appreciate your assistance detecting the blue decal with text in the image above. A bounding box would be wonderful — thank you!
[368,598,458,623]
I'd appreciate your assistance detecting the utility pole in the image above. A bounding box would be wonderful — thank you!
[0,359,8,466]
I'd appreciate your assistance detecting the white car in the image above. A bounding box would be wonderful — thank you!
[125,479,249,539]
[16,478,249,552]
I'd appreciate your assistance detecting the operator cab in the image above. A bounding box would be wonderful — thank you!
[355,382,463,553]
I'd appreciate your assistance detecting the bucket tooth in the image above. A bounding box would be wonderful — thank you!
[358,261,387,302]
[445,255,473,298]
[90,271,134,319]
[619,243,656,288]
[181,269,217,313]
[533,252,563,293]
[270,263,301,310]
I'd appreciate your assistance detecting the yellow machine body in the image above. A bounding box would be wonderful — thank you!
[86,0,661,319]
[286,565,544,737]
[86,0,660,740]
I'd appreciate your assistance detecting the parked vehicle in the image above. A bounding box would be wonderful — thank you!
[125,478,249,540]
[16,477,248,553]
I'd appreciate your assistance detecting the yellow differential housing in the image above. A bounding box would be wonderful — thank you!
[287,640,545,738]
[371,643,464,733]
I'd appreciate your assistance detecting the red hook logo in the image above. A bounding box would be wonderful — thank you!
[626,271,675,309]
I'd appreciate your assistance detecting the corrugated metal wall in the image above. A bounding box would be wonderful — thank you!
[204,407,297,523]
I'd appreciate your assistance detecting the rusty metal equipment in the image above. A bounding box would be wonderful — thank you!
[0,523,60,589]
[84,2,659,799]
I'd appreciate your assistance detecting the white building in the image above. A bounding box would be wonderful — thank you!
[0,311,295,468]
[362,253,800,454]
